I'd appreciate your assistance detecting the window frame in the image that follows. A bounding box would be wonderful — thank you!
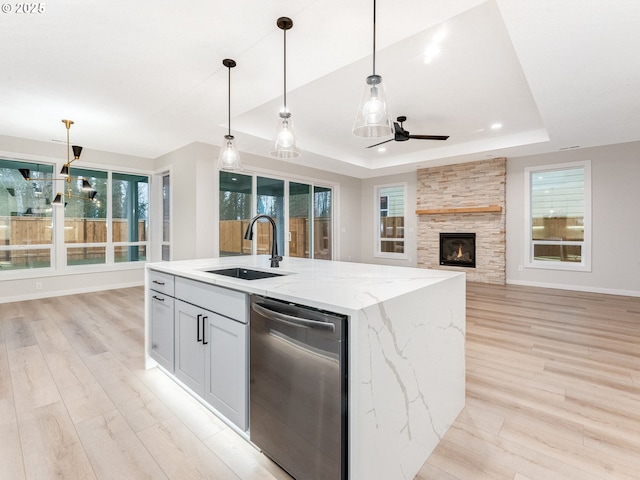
[0,154,152,280]
[373,182,408,260]
[62,167,150,267]
[161,172,171,261]
[218,168,336,260]
[524,160,591,272]
[0,158,56,272]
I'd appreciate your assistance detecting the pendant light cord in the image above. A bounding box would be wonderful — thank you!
[372,0,377,76]
[227,65,231,136]
[283,26,287,112]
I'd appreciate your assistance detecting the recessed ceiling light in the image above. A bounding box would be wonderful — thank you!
[424,44,441,64]
[490,123,502,130]
[377,147,386,153]
[433,27,448,44]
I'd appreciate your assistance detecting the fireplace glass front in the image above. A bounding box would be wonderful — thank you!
[440,233,476,268]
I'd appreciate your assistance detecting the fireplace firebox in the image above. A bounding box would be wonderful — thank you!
[440,233,476,268]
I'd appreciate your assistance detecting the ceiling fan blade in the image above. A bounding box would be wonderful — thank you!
[366,138,394,149]
[408,134,449,141]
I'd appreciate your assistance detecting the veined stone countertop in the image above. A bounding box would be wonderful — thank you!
[146,255,466,480]
[146,254,463,314]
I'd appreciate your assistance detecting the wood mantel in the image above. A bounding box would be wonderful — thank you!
[416,205,503,215]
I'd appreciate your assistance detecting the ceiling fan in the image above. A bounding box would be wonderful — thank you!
[367,116,449,148]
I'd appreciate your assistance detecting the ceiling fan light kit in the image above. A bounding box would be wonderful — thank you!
[270,17,301,159]
[218,58,242,171]
[352,0,393,138]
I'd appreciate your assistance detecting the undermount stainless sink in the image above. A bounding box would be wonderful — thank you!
[205,267,285,280]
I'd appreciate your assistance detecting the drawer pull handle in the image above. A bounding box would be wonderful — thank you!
[197,314,203,342]
[152,280,165,285]
[202,316,208,345]
[152,295,164,302]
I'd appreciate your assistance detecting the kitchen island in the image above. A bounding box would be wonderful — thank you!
[145,255,465,480]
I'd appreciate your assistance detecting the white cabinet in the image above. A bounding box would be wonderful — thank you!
[148,270,175,372]
[174,299,206,395]
[169,276,248,432]
[204,313,248,429]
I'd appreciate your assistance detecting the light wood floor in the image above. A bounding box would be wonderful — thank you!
[1,283,639,479]
[419,283,640,480]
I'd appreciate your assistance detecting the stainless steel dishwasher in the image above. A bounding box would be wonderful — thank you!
[250,295,348,480]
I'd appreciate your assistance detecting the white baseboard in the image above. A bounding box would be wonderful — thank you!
[0,281,143,304]
[506,279,640,298]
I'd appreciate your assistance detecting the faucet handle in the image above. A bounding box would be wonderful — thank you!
[269,255,283,267]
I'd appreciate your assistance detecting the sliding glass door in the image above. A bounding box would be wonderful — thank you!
[257,177,284,256]
[314,186,332,259]
[219,171,333,260]
[289,182,311,258]
[219,171,252,257]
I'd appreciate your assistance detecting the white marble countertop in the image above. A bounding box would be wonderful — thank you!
[146,255,464,314]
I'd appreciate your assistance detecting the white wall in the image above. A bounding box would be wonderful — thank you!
[7,129,636,299]
[506,141,640,296]
[154,142,217,261]
[154,142,363,263]
[0,134,154,302]
[359,172,418,267]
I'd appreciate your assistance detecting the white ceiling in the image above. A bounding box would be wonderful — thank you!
[2,0,639,178]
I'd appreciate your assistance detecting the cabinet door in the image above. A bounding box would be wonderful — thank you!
[204,313,248,431]
[149,292,174,372]
[174,300,205,397]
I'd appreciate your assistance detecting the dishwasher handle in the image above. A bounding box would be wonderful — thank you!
[252,302,336,332]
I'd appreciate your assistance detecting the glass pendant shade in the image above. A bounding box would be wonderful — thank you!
[218,134,242,170]
[270,112,300,159]
[352,74,393,137]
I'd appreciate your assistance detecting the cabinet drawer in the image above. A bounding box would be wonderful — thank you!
[149,269,175,297]
[175,276,247,323]
[149,293,174,372]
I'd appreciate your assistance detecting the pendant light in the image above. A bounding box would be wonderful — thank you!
[218,58,242,171]
[270,17,300,159]
[352,0,393,138]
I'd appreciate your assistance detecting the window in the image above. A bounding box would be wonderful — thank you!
[1,158,150,274]
[525,161,591,271]
[64,168,108,265]
[0,159,54,270]
[375,183,406,258]
[289,182,311,258]
[313,186,332,259]
[257,176,285,256]
[161,173,170,261]
[112,173,148,263]
[219,171,253,257]
[219,171,334,260]
[63,167,149,266]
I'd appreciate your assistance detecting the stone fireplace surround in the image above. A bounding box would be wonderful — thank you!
[416,158,506,284]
